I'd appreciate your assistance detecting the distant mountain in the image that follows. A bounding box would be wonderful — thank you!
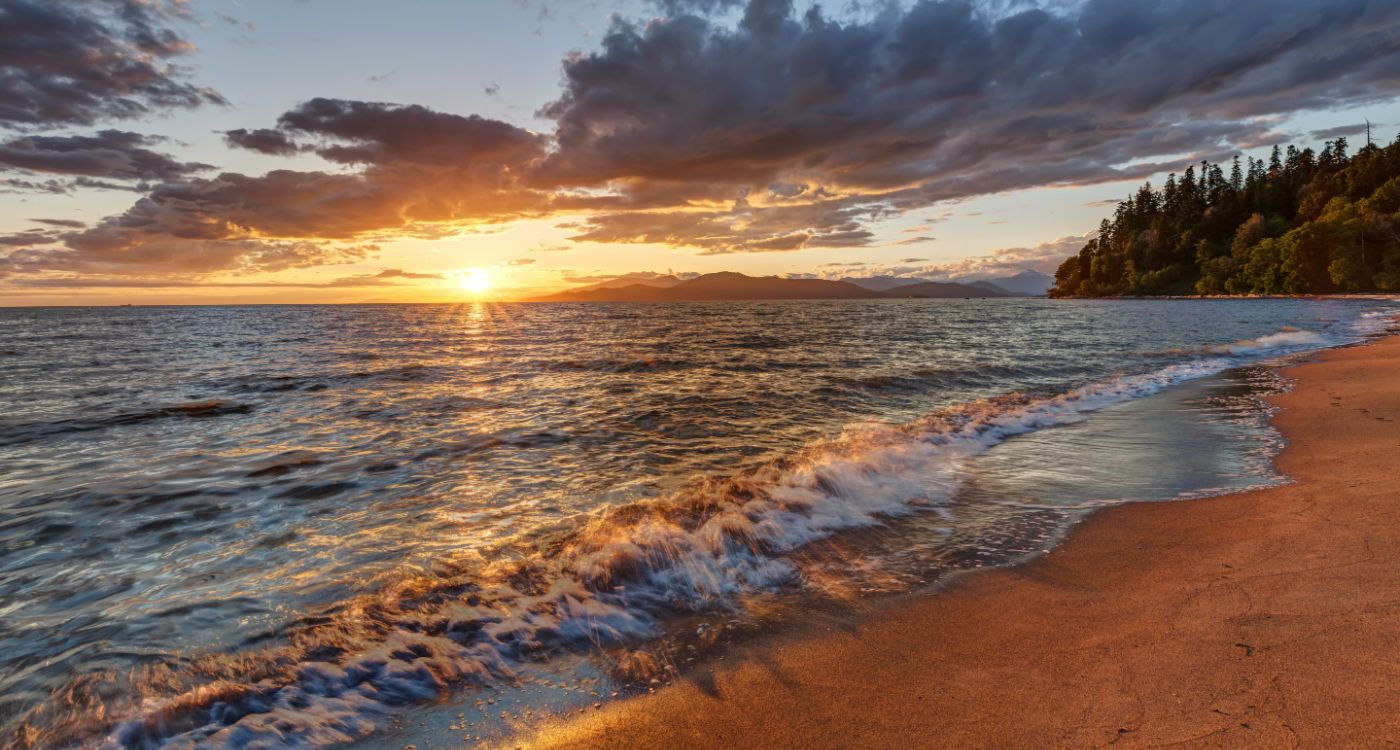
[968,270,1053,296]
[527,272,1010,301]
[884,280,1015,298]
[572,273,687,292]
[842,275,928,292]
[530,272,879,301]
[968,280,1017,295]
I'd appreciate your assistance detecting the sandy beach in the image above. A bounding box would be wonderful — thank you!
[524,332,1400,749]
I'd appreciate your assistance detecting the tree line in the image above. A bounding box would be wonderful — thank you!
[1050,132,1400,297]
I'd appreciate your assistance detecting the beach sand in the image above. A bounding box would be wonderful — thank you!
[522,333,1400,748]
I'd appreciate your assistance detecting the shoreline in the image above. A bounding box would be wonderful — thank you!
[521,332,1400,748]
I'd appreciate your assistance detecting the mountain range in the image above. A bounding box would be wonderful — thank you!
[842,270,1053,296]
[526,271,1051,302]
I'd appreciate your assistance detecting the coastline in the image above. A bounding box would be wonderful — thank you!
[521,332,1400,748]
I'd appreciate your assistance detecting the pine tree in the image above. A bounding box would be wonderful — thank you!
[1050,134,1400,297]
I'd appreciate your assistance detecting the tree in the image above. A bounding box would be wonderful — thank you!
[1049,133,1400,297]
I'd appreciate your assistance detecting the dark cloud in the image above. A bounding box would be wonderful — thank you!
[538,0,1400,251]
[9,99,552,276]
[30,218,86,228]
[1,177,68,194]
[273,98,545,167]
[0,130,210,181]
[10,0,1400,280]
[224,128,302,156]
[0,0,225,128]
[2,236,378,277]
[564,198,880,253]
[648,0,745,15]
[0,174,138,194]
[1308,122,1383,141]
[0,231,53,246]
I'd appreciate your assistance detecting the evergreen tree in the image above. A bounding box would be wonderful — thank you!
[1050,135,1400,296]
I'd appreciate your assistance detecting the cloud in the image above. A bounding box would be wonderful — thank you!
[0,0,225,128]
[564,198,880,253]
[272,97,545,168]
[6,268,440,289]
[0,231,53,246]
[3,233,379,277]
[224,128,302,156]
[1308,122,1384,141]
[648,0,745,16]
[10,99,553,276]
[9,0,1400,282]
[507,258,537,265]
[537,0,1400,250]
[0,130,210,184]
[324,267,443,286]
[1,177,69,194]
[863,234,1091,280]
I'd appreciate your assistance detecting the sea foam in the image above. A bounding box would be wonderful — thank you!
[72,324,1369,750]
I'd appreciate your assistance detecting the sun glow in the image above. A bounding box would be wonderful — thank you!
[458,268,494,295]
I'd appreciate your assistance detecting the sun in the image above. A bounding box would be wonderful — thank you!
[458,268,494,295]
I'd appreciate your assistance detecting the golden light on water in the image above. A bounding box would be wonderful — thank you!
[458,268,494,295]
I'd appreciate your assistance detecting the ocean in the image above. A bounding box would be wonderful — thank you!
[0,297,1395,748]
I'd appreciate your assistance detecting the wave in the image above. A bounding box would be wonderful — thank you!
[13,355,1253,749]
[538,356,693,374]
[1209,327,1325,355]
[823,362,1073,394]
[19,320,1392,749]
[0,400,253,448]
[1351,308,1400,337]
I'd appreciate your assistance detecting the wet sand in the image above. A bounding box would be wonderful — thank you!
[524,333,1400,748]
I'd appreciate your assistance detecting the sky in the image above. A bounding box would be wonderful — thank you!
[1,0,1399,305]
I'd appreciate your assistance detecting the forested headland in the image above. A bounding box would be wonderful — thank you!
[1050,134,1400,297]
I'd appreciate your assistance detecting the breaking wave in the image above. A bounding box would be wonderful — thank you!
[19,351,1297,750]
[1210,327,1325,355]
[6,305,1397,750]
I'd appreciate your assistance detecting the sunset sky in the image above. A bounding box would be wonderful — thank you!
[2,0,1398,305]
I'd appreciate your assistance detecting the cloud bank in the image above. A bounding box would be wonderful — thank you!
[5,0,1400,280]
[0,0,224,128]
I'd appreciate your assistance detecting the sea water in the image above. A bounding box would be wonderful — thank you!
[0,297,1395,748]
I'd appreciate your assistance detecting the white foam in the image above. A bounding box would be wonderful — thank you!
[91,319,1385,749]
[1214,329,1325,355]
[1351,308,1400,337]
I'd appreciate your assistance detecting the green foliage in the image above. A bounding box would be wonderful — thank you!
[1050,134,1400,297]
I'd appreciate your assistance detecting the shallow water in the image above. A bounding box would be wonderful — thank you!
[0,298,1394,748]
